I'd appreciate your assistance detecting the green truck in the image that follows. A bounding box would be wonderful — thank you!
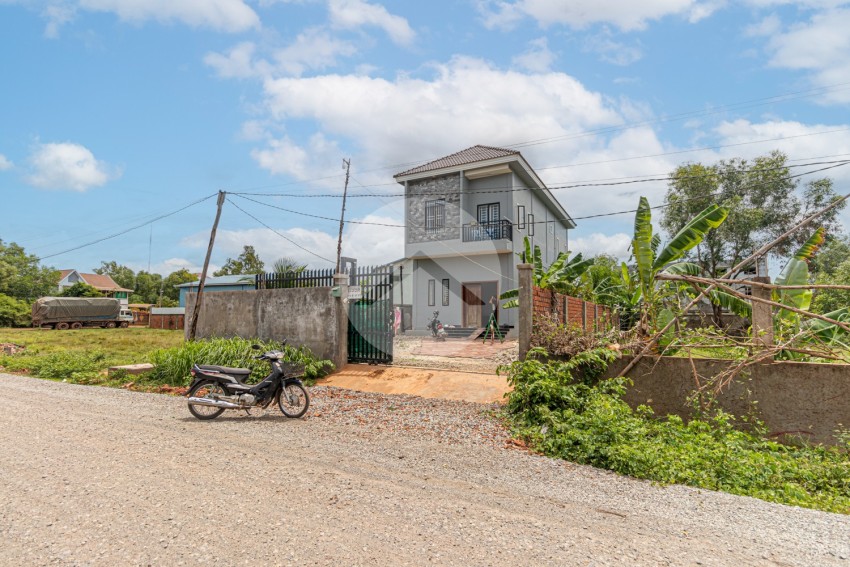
[32,297,134,330]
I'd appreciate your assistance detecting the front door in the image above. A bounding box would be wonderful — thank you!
[462,284,482,327]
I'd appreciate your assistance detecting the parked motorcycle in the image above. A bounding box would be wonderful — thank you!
[426,311,447,341]
[186,343,310,420]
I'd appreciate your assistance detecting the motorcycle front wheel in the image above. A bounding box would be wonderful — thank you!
[277,383,310,418]
[187,380,227,420]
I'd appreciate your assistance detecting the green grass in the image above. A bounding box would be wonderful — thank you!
[0,328,333,392]
[502,349,850,515]
[0,327,183,390]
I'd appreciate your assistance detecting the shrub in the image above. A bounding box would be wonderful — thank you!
[501,350,850,514]
[145,337,334,386]
[27,350,107,380]
[0,294,31,327]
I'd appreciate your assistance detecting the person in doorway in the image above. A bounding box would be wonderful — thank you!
[393,306,402,336]
[485,296,503,345]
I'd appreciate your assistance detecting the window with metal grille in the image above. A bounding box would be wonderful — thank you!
[425,199,445,233]
[528,213,535,236]
[517,205,525,229]
[442,279,449,306]
[428,279,436,306]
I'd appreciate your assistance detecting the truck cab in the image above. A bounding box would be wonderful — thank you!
[119,309,134,324]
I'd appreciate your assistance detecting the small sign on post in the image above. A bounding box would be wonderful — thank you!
[348,286,362,300]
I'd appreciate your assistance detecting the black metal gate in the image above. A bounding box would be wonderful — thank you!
[347,264,393,364]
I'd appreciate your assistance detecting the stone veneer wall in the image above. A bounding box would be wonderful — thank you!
[407,174,461,243]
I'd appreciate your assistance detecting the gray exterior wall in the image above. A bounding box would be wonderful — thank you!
[411,254,515,331]
[185,288,341,364]
[406,174,461,244]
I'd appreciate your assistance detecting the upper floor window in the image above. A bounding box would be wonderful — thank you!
[477,203,500,224]
[425,199,446,233]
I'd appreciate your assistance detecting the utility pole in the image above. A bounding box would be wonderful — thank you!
[336,158,351,273]
[189,190,226,341]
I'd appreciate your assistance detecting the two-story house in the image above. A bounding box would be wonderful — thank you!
[394,145,575,334]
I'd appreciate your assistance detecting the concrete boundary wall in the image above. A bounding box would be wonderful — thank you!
[185,287,346,369]
[606,356,850,446]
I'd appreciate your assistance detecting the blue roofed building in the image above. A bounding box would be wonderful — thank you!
[176,275,256,307]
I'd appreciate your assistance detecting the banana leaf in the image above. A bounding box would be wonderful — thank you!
[653,204,728,270]
[707,290,752,318]
[664,262,703,276]
[632,197,655,296]
[804,307,850,348]
[774,227,825,316]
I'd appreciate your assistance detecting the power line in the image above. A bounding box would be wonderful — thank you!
[226,197,335,265]
[234,161,849,229]
[230,159,850,200]
[34,193,219,262]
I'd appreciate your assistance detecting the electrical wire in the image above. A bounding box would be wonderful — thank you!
[230,159,850,199]
[233,161,850,228]
[226,197,335,264]
[34,193,219,262]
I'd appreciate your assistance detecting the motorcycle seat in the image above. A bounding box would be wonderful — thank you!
[197,364,252,378]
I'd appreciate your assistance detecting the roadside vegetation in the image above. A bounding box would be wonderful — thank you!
[0,330,333,391]
[501,348,850,515]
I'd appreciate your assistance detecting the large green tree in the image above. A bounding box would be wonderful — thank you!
[214,245,265,276]
[0,239,60,301]
[94,261,136,290]
[162,269,197,302]
[661,151,845,278]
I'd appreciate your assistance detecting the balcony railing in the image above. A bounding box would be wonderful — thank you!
[462,220,513,242]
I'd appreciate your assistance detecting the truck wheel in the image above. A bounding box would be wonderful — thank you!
[56,322,70,330]
[70,322,83,330]
[105,322,117,329]
[119,322,129,328]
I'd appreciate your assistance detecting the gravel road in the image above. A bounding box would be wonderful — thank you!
[0,373,848,566]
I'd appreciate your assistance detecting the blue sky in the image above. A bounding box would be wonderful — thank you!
[2,0,850,274]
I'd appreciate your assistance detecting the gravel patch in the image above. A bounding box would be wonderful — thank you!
[0,373,848,566]
[393,335,518,373]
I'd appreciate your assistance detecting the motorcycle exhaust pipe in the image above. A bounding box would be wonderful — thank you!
[187,397,243,409]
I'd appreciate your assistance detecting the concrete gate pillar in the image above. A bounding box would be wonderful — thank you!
[517,263,533,360]
[751,277,773,349]
[333,273,350,370]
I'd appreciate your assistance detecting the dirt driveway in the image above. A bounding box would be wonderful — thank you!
[1,373,848,566]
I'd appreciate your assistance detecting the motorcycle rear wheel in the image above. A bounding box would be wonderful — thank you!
[277,383,310,418]
[187,380,227,420]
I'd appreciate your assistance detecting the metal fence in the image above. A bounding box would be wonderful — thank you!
[255,269,336,289]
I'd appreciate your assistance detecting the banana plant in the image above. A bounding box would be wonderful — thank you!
[632,196,729,330]
[500,236,593,308]
[773,227,825,323]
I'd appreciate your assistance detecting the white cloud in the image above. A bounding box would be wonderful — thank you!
[757,7,850,104]
[29,0,260,34]
[328,0,415,45]
[251,133,343,181]
[206,29,357,80]
[273,27,358,75]
[743,13,781,37]
[42,3,76,38]
[583,29,643,65]
[570,232,631,259]
[181,213,403,268]
[479,0,715,31]
[26,142,120,191]
[0,154,13,171]
[204,42,269,80]
[512,37,556,72]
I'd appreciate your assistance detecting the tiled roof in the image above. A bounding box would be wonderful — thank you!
[394,145,520,178]
[77,273,133,292]
[58,269,75,280]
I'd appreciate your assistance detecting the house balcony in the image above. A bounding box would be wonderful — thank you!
[462,220,513,243]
